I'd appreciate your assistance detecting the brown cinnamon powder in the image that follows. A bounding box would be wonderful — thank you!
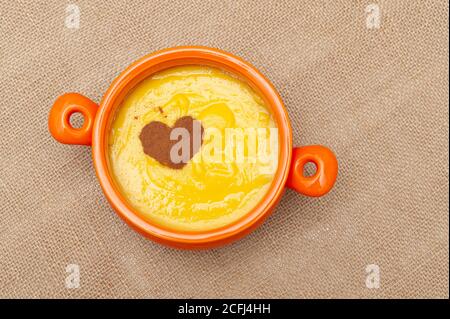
[139,116,204,169]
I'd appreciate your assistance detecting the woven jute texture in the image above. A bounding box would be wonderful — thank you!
[0,0,448,298]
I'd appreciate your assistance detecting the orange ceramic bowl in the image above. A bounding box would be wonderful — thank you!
[49,46,338,249]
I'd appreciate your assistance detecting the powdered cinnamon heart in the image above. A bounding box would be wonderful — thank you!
[139,116,204,169]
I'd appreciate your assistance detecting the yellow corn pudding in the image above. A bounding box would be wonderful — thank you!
[108,65,278,231]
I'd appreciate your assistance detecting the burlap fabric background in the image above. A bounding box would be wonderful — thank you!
[0,0,448,298]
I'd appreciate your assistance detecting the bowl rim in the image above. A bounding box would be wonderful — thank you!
[92,46,292,249]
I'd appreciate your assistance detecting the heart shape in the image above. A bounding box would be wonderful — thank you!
[139,116,204,169]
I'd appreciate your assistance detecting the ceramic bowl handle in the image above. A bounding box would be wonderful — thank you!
[286,145,338,197]
[48,93,98,145]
